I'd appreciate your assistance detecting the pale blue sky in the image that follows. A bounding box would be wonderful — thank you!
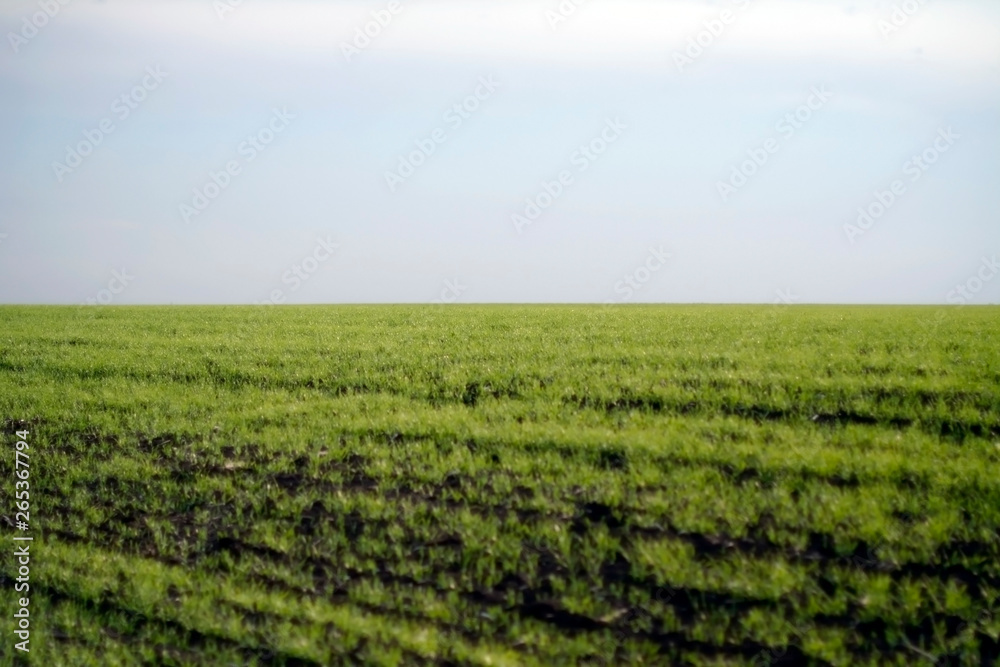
[1,0,998,304]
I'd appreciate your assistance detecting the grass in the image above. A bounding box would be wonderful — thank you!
[1,304,998,665]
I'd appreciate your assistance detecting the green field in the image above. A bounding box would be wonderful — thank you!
[1,305,998,666]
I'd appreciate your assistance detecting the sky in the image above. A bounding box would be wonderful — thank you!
[1,0,998,305]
